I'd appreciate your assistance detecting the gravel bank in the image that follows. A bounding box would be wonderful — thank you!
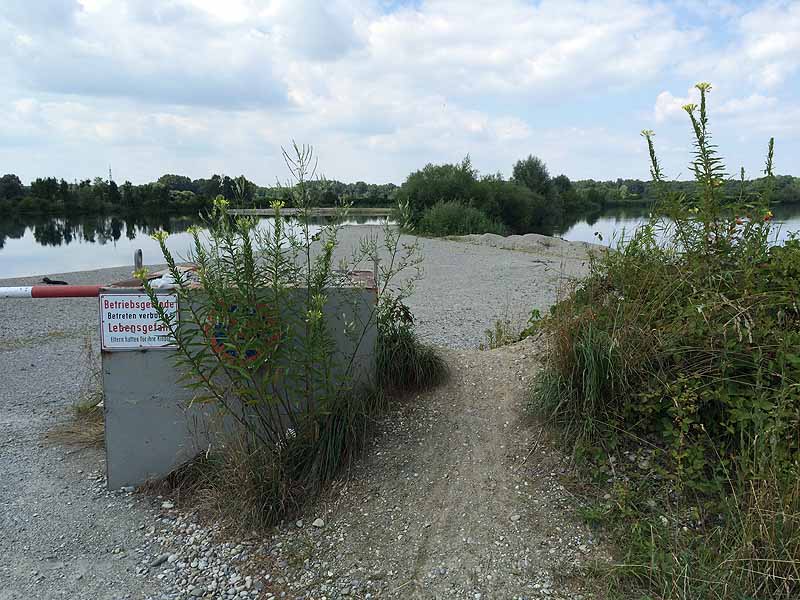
[0,228,595,599]
[328,226,593,349]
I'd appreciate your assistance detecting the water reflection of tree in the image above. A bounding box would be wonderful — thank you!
[9,206,798,251]
[4,212,198,248]
[0,214,27,249]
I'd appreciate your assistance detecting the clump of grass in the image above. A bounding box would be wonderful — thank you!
[47,335,105,449]
[480,317,518,350]
[532,83,800,598]
[480,307,543,350]
[151,387,401,531]
[376,296,448,392]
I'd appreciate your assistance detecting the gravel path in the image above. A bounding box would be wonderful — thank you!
[258,338,604,599]
[0,229,596,599]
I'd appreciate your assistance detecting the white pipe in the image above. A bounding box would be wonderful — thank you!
[0,287,33,298]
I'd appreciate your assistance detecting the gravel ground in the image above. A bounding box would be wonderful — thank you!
[327,226,595,349]
[0,229,597,599]
[254,338,606,599]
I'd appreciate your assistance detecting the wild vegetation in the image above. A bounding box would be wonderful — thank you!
[533,83,800,598]
[140,145,446,529]
[394,155,592,236]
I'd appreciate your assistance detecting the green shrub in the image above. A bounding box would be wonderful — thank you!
[395,155,569,235]
[376,296,448,392]
[416,200,505,236]
[533,83,800,598]
[395,157,481,222]
[143,144,446,528]
[473,177,555,234]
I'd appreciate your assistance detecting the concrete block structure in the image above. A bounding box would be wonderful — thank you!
[101,275,377,489]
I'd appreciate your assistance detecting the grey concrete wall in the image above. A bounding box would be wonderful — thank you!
[102,287,377,489]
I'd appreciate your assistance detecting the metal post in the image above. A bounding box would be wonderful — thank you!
[134,249,143,272]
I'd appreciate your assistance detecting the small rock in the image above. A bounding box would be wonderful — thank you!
[161,501,175,509]
[295,520,303,528]
[510,515,521,522]
[149,554,169,567]
[312,518,325,528]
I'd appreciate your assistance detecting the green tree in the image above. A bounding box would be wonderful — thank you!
[0,174,23,201]
[395,156,479,221]
[157,174,194,192]
[108,180,122,206]
[512,155,551,197]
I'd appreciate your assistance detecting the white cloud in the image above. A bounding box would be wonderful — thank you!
[679,1,800,90]
[654,87,700,122]
[718,94,778,114]
[0,0,797,184]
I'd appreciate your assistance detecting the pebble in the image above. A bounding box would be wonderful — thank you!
[149,554,169,567]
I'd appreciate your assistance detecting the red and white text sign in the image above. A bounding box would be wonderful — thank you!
[99,293,178,350]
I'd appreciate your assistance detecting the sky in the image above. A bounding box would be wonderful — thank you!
[1,0,798,186]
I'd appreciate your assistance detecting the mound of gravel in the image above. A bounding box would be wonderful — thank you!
[456,232,602,260]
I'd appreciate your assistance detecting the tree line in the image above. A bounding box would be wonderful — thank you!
[573,174,800,208]
[1,165,798,234]
[0,173,398,216]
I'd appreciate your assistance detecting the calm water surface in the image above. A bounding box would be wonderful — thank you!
[552,205,800,247]
[0,215,386,279]
[1,207,799,279]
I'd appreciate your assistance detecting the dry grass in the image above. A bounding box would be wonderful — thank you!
[46,402,105,449]
[45,334,105,449]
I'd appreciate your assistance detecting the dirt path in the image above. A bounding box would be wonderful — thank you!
[266,338,603,599]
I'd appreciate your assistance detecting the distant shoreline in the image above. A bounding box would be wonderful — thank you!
[228,207,394,217]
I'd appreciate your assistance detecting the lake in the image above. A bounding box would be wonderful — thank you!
[1,207,799,279]
[552,204,800,247]
[0,214,386,279]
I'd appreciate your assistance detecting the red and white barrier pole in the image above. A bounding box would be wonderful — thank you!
[0,285,103,299]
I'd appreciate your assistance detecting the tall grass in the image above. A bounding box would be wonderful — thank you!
[376,296,448,391]
[533,83,800,598]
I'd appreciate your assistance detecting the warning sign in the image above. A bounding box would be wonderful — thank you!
[99,293,179,350]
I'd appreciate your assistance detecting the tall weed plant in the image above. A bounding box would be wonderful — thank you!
[534,84,800,598]
[142,144,445,527]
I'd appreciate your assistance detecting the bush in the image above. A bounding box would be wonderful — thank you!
[395,156,570,236]
[533,83,800,598]
[473,177,557,234]
[376,296,448,392]
[144,144,446,528]
[416,200,505,236]
[394,157,480,222]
